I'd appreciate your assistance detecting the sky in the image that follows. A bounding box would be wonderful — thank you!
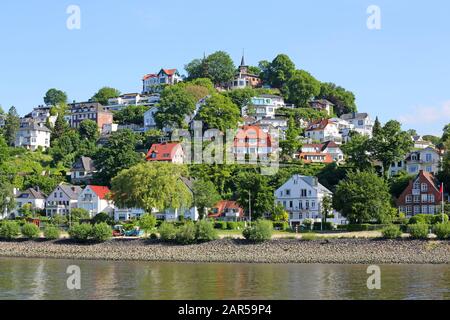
[0,0,449,136]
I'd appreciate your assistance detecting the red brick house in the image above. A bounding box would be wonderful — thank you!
[146,142,186,164]
[68,102,113,131]
[209,200,245,221]
[397,170,443,216]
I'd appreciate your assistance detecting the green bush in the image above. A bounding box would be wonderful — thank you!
[176,221,196,245]
[196,220,218,242]
[408,223,430,239]
[21,223,40,239]
[91,223,112,242]
[214,221,227,230]
[92,212,113,225]
[408,214,448,225]
[432,214,449,224]
[382,225,402,239]
[227,221,238,230]
[159,222,177,242]
[273,221,289,231]
[243,220,273,242]
[150,233,159,240]
[0,221,21,240]
[313,222,334,231]
[44,225,61,240]
[139,214,157,234]
[433,223,450,240]
[69,223,93,242]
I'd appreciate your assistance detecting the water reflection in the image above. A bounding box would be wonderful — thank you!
[0,258,448,300]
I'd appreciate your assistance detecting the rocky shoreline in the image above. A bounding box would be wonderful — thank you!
[0,238,449,264]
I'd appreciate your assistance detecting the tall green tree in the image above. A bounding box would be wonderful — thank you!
[280,116,301,160]
[223,88,256,110]
[205,51,236,86]
[341,132,372,171]
[267,54,296,88]
[93,129,142,185]
[79,119,99,142]
[114,105,149,126]
[321,194,333,224]
[197,94,241,131]
[0,178,15,216]
[369,120,413,178]
[91,87,121,105]
[317,83,357,115]
[192,179,221,219]
[284,70,320,107]
[111,162,192,213]
[4,106,20,146]
[334,171,395,224]
[155,85,197,129]
[0,134,9,166]
[44,89,68,106]
[52,113,70,141]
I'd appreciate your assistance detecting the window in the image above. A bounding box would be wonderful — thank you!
[301,189,307,197]
[406,206,412,215]
[413,206,420,214]
[289,201,293,208]
[285,189,291,196]
[429,194,435,203]
[405,195,412,204]
[421,183,428,192]
[429,206,435,214]
[305,201,310,209]
[426,166,432,172]
[413,195,420,203]
[425,154,432,162]
[311,202,316,209]
[422,206,428,214]
[413,181,420,189]
[421,194,428,203]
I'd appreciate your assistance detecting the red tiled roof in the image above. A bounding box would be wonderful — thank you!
[143,74,157,80]
[89,186,110,200]
[234,125,272,147]
[298,152,333,164]
[146,142,182,161]
[161,69,177,76]
[306,119,333,131]
[209,200,244,218]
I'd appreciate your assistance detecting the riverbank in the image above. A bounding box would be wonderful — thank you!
[0,238,449,264]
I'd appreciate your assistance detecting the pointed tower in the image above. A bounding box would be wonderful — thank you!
[239,50,248,74]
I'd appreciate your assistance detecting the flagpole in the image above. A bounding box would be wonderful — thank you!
[442,183,445,224]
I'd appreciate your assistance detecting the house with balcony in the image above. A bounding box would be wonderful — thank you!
[208,200,245,221]
[45,183,83,217]
[142,69,183,94]
[305,119,342,143]
[242,95,285,120]
[397,170,443,216]
[296,141,344,163]
[275,175,347,227]
[309,99,334,116]
[106,93,160,112]
[389,147,442,177]
[77,185,115,218]
[228,55,262,90]
[15,121,51,151]
[233,125,274,161]
[13,188,46,216]
[340,112,374,138]
[146,142,186,164]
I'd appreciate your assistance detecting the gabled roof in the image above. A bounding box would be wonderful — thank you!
[159,69,178,76]
[209,200,244,218]
[306,119,334,131]
[72,156,96,172]
[17,188,46,200]
[146,142,183,161]
[340,113,369,120]
[88,185,110,200]
[234,125,272,147]
[143,74,158,80]
[19,122,51,133]
[56,183,83,200]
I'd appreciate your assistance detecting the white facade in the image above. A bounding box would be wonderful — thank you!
[144,107,158,128]
[242,95,285,120]
[106,93,160,112]
[390,147,442,177]
[275,175,347,226]
[77,186,115,218]
[45,184,82,217]
[142,69,183,94]
[114,208,146,221]
[14,188,46,216]
[305,121,342,143]
[15,122,51,151]
[340,113,374,138]
[154,207,199,222]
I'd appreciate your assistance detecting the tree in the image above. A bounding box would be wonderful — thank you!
[0,178,15,216]
[438,140,450,194]
[321,194,333,224]
[52,113,70,141]
[192,179,221,219]
[422,135,441,146]
[113,105,149,126]
[70,208,91,222]
[91,87,121,105]
[0,135,9,166]
[280,116,301,160]
[4,106,20,146]
[185,58,207,80]
[223,88,256,110]
[93,129,142,185]
[373,117,382,137]
[111,162,192,213]
[139,213,157,235]
[389,171,414,199]
[369,120,413,178]
[284,70,320,107]
[197,94,241,131]
[341,132,372,171]
[155,85,197,129]
[442,124,450,144]
[44,89,67,106]
[268,54,296,88]
[233,171,274,219]
[50,129,82,167]
[205,51,236,86]
[271,203,289,222]
[334,171,395,224]
[79,119,99,142]
[317,83,357,115]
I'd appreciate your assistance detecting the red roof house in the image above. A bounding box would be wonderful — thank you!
[146,142,186,164]
[209,200,245,221]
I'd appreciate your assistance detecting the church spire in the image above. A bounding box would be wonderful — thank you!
[240,49,246,66]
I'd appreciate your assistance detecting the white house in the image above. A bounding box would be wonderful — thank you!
[275,175,347,227]
[14,188,46,216]
[242,95,285,120]
[309,99,334,116]
[15,122,51,151]
[114,208,146,221]
[412,136,434,149]
[146,142,186,164]
[305,119,342,143]
[142,69,183,94]
[77,185,115,218]
[70,156,97,184]
[144,107,159,129]
[106,93,160,111]
[340,113,374,138]
[45,183,83,217]
[390,147,442,177]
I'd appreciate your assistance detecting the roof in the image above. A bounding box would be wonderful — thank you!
[17,188,46,200]
[340,113,369,120]
[234,125,272,147]
[209,200,244,218]
[143,74,158,80]
[277,175,332,194]
[306,119,334,131]
[146,142,183,161]
[299,152,333,164]
[72,156,96,172]
[160,69,178,76]
[310,99,334,106]
[57,183,83,200]
[88,186,110,200]
[19,122,51,133]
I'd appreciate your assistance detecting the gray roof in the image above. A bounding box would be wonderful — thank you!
[72,156,96,172]
[17,188,46,200]
[340,113,369,120]
[19,122,51,133]
[295,175,332,194]
[58,183,83,200]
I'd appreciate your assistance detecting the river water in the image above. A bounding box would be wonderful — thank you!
[0,258,448,300]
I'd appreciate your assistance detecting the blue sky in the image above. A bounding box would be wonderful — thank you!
[0,0,449,136]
